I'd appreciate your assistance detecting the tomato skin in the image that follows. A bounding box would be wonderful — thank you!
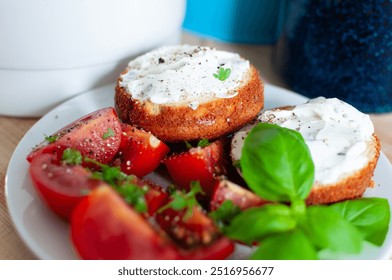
[180,237,235,260]
[29,153,102,220]
[123,176,169,216]
[156,205,220,250]
[210,179,267,211]
[70,185,234,260]
[117,124,170,177]
[144,185,169,216]
[27,107,122,165]
[71,185,180,260]
[163,139,228,198]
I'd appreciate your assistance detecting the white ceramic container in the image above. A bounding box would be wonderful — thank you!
[0,0,185,116]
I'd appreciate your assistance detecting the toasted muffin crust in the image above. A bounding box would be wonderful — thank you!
[115,65,264,142]
[306,134,381,205]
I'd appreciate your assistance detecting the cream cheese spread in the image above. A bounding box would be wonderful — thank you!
[231,97,374,185]
[119,45,250,109]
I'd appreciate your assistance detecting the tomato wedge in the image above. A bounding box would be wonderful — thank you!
[71,185,180,260]
[163,139,228,198]
[156,204,220,249]
[29,153,102,220]
[180,237,235,260]
[27,107,122,165]
[122,176,169,216]
[116,124,170,177]
[210,179,267,211]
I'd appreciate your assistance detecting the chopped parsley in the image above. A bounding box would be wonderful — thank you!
[158,181,204,220]
[62,148,83,165]
[209,200,240,226]
[86,158,128,186]
[44,134,58,143]
[197,139,210,148]
[102,128,115,139]
[185,141,193,150]
[213,67,231,81]
[185,139,210,149]
[84,157,148,213]
[116,183,148,213]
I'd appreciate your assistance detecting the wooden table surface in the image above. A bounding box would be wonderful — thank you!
[1,33,392,259]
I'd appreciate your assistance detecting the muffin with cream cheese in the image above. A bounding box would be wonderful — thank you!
[115,45,264,142]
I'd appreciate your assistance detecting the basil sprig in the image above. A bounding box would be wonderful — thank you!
[225,123,390,259]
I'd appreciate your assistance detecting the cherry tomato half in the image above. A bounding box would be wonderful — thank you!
[29,153,103,220]
[117,124,170,177]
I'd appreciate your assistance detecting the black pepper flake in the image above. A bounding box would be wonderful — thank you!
[158,57,165,64]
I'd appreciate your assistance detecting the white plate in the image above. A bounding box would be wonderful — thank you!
[5,84,392,260]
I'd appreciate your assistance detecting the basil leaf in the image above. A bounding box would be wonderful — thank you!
[250,229,317,260]
[329,198,390,246]
[304,206,363,254]
[240,123,314,202]
[224,204,296,244]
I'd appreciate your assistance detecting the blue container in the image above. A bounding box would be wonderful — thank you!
[279,0,392,113]
[182,0,288,44]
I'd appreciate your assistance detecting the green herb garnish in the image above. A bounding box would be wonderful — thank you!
[185,141,193,150]
[44,134,58,143]
[117,183,148,213]
[223,123,390,260]
[85,157,127,186]
[232,159,241,169]
[213,67,231,81]
[84,157,148,213]
[62,148,83,165]
[102,127,115,139]
[185,139,210,149]
[197,139,210,148]
[158,181,204,220]
[209,200,240,227]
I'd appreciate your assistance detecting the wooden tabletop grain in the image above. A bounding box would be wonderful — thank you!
[1,33,391,259]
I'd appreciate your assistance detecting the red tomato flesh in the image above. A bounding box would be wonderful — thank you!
[210,179,267,211]
[117,124,170,177]
[122,176,169,216]
[27,107,122,165]
[71,185,180,260]
[163,139,228,198]
[156,204,220,250]
[29,153,103,220]
[180,237,235,260]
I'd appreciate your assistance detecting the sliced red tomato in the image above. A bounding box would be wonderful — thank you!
[123,176,169,216]
[29,152,103,220]
[115,124,170,177]
[156,204,220,250]
[27,107,122,165]
[143,184,169,216]
[180,237,235,260]
[210,179,267,211]
[162,139,228,198]
[71,185,180,260]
